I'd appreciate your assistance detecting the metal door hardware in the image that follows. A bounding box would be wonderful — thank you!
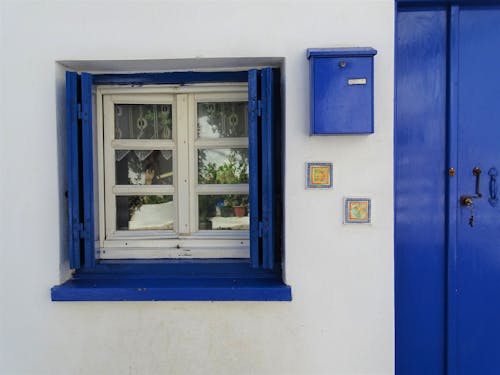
[461,196,474,207]
[488,167,498,207]
[473,167,482,198]
[460,167,483,207]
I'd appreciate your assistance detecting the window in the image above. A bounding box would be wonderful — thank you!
[53,69,290,301]
[97,86,250,259]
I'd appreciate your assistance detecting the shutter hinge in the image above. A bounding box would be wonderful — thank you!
[257,100,262,117]
[258,221,264,238]
[76,104,83,119]
[78,223,88,240]
[77,103,87,121]
[72,222,79,241]
[72,222,87,241]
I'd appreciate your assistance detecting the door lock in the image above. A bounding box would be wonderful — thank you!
[460,167,483,207]
[460,196,474,207]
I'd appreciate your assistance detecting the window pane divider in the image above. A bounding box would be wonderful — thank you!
[176,94,191,234]
[195,137,248,148]
[112,185,175,195]
[196,184,249,194]
[111,139,175,150]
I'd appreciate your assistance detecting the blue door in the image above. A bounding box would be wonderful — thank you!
[396,4,500,374]
[454,7,500,374]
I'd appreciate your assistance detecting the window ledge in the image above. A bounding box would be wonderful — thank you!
[51,277,291,301]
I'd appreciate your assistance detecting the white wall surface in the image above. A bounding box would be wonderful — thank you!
[0,1,394,374]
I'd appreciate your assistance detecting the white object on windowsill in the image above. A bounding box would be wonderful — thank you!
[129,201,174,230]
[209,216,249,230]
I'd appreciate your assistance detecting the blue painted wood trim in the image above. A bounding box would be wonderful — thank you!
[51,278,292,301]
[393,2,398,369]
[261,68,275,270]
[248,70,261,268]
[81,73,95,268]
[396,0,500,9]
[397,0,500,4]
[93,71,248,85]
[57,68,287,299]
[309,57,316,137]
[395,7,448,374]
[446,6,460,374]
[307,47,377,59]
[66,72,81,269]
[272,67,284,267]
[75,259,282,277]
[370,57,375,134]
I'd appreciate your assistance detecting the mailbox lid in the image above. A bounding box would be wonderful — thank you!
[308,48,377,135]
[307,47,377,59]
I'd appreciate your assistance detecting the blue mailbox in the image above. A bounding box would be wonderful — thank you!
[307,47,377,135]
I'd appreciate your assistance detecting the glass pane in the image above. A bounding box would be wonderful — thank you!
[115,104,172,139]
[116,150,173,185]
[197,102,248,138]
[198,195,249,230]
[198,149,248,184]
[116,195,174,231]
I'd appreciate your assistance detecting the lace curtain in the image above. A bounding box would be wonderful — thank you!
[115,104,173,162]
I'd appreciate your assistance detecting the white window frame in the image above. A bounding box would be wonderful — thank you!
[95,84,250,259]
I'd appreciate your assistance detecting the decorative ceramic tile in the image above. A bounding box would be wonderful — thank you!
[344,197,371,224]
[306,162,333,189]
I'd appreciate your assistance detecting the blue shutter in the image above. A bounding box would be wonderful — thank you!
[66,72,82,269]
[248,70,260,267]
[260,68,276,269]
[248,68,278,269]
[81,73,95,267]
[66,72,95,269]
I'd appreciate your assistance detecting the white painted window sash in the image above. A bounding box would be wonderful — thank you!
[102,93,178,240]
[191,92,250,233]
[96,85,250,259]
[111,139,175,150]
[176,93,190,235]
[195,184,249,194]
[112,185,175,195]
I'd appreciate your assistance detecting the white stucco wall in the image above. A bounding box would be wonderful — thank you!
[0,1,394,374]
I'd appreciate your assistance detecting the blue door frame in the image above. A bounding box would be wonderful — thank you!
[396,2,500,374]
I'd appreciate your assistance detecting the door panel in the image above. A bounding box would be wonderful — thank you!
[397,4,500,375]
[395,8,448,375]
[456,7,500,374]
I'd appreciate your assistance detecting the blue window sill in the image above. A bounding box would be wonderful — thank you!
[51,278,291,301]
[51,260,291,301]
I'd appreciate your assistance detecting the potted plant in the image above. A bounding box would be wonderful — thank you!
[223,195,249,217]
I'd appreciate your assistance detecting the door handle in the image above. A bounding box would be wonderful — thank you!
[473,167,482,198]
[488,167,498,207]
